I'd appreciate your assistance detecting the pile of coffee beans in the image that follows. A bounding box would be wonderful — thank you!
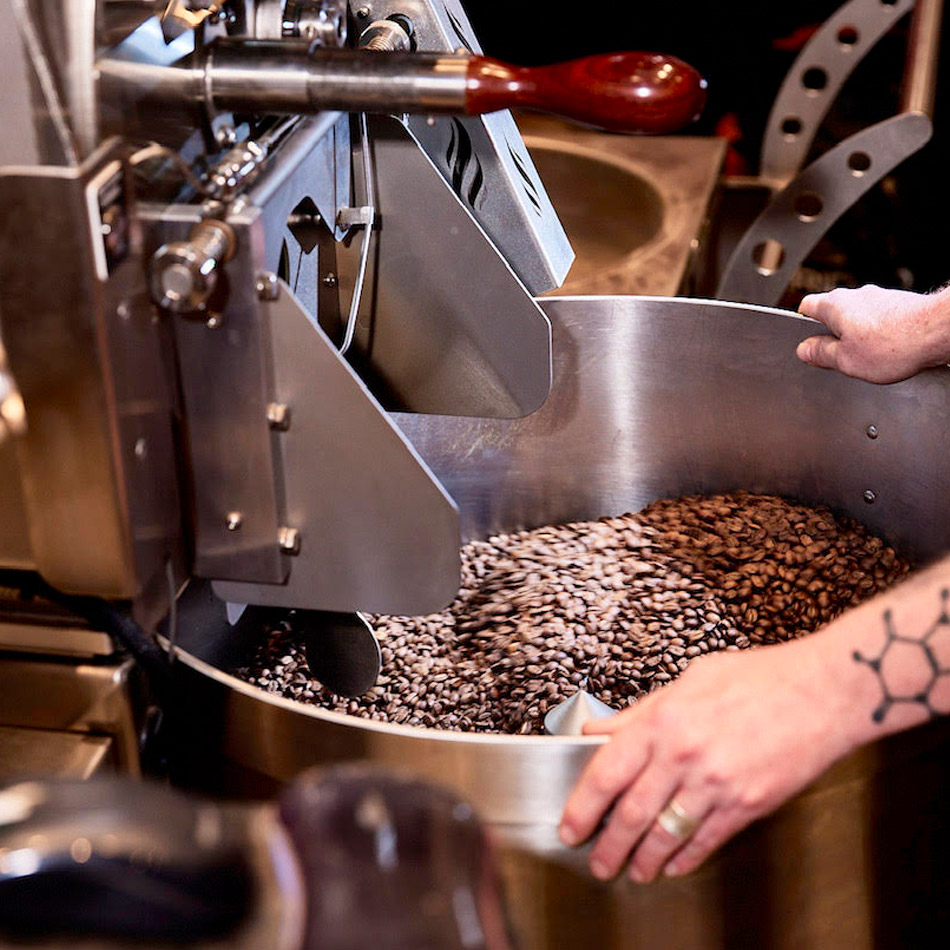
[239,492,912,734]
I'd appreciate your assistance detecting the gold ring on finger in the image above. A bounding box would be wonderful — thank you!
[656,798,699,841]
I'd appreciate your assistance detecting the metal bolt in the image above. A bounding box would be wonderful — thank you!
[322,272,338,288]
[226,511,243,531]
[279,527,301,556]
[206,313,223,330]
[256,272,280,300]
[356,5,371,18]
[866,424,879,440]
[215,124,237,148]
[863,490,877,504]
[267,402,291,431]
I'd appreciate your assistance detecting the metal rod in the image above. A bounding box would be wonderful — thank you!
[901,0,944,117]
[205,42,468,115]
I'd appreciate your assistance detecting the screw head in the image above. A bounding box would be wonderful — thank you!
[226,511,243,531]
[356,5,371,18]
[134,438,147,461]
[256,272,280,300]
[267,402,291,431]
[279,526,301,556]
[866,425,879,440]
[215,124,237,148]
[322,272,338,288]
[863,490,877,504]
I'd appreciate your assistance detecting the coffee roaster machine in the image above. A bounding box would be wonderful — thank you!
[1,1,950,947]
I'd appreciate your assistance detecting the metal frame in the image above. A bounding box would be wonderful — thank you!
[716,0,941,306]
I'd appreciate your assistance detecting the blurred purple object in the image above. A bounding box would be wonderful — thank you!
[279,765,515,950]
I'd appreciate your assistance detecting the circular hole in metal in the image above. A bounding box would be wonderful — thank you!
[781,116,803,138]
[848,151,872,176]
[802,67,829,92]
[794,192,824,221]
[837,25,859,46]
[752,240,786,277]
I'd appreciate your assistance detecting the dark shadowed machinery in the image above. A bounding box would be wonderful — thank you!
[0,1,949,947]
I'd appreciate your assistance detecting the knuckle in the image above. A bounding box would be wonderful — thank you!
[591,766,623,798]
[738,784,770,814]
[615,797,648,832]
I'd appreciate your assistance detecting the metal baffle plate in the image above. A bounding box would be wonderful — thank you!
[344,115,552,419]
[214,278,460,615]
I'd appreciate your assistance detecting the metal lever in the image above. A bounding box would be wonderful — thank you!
[100,43,707,135]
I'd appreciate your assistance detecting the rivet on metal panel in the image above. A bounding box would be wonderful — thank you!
[863,490,877,504]
[322,272,338,288]
[255,272,280,300]
[267,403,291,431]
[279,527,301,555]
[866,424,879,439]
[226,512,243,531]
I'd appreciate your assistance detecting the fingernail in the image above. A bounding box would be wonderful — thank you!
[590,859,611,880]
[559,824,579,846]
[629,865,646,884]
[796,341,812,362]
[664,862,682,878]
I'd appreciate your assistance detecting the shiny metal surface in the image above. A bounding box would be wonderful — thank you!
[0,145,182,598]
[344,115,553,417]
[519,116,725,297]
[144,201,291,588]
[902,0,944,116]
[0,726,113,781]
[717,111,932,306]
[759,0,915,185]
[363,0,574,294]
[0,654,141,774]
[177,296,950,947]
[212,276,461,614]
[204,43,471,114]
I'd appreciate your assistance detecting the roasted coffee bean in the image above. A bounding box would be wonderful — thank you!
[239,492,912,735]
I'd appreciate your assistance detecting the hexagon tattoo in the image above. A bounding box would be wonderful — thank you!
[854,589,950,723]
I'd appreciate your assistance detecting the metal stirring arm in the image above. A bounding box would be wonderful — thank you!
[717,0,942,306]
[759,0,917,187]
[716,111,932,306]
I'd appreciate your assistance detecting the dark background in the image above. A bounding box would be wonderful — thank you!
[462,1,950,296]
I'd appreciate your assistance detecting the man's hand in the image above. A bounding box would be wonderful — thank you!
[558,642,853,883]
[797,284,950,383]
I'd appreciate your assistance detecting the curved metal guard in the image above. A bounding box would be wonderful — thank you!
[716,110,932,306]
[760,0,916,185]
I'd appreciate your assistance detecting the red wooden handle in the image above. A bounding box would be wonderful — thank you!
[465,52,706,134]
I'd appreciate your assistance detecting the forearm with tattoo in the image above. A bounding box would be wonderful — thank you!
[853,589,950,724]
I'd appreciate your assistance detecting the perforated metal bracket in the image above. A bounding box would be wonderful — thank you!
[717,110,932,306]
[760,0,916,186]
